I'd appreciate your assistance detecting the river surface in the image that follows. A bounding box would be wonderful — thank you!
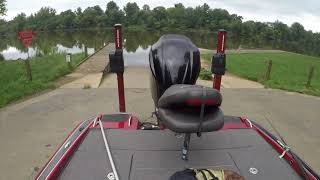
[0,29,274,66]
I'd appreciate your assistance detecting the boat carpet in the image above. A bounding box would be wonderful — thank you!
[58,125,301,179]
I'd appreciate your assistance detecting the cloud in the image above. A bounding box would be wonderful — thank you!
[3,0,320,32]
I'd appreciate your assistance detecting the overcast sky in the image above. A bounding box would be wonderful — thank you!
[3,0,320,32]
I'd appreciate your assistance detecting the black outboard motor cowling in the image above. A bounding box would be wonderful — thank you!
[149,34,201,106]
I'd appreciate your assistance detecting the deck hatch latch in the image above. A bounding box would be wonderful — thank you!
[107,172,115,180]
[249,167,258,175]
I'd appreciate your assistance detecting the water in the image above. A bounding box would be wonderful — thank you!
[0,29,274,65]
[1,45,95,60]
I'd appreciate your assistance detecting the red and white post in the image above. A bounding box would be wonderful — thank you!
[213,30,227,91]
[114,24,126,112]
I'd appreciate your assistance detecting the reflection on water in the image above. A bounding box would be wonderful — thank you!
[1,47,37,60]
[124,46,150,67]
[0,29,274,64]
[56,44,82,54]
[0,29,112,61]
[1,45,95,60]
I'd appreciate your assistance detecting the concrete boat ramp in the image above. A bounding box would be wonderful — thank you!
[59,44,114,89]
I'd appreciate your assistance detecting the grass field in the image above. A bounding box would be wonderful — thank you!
[0,53,85,108]
[201,52,320,96]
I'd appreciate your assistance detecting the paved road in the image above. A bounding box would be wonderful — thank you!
[1,65,320,179]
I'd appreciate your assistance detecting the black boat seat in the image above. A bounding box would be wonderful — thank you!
[157,84,224,133]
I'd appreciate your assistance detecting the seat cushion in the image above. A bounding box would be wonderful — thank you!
[158,107,224,133]
[158,84,222,108]
[157,84,224,133]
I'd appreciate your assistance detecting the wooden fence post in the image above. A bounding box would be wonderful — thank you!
[24,59,32,81]
[84,46,88,57]
[306,66,315,88]
[66,53,72,70]
[265,60,272,80]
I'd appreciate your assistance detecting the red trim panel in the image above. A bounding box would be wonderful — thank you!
[90,116,139,130]
[222,122,249,130]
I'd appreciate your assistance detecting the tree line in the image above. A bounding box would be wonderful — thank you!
[0,1,320,57]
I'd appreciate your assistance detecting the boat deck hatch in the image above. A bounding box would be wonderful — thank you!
[58,128,300,180]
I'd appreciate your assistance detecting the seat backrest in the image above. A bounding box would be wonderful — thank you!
[149,35,201,106]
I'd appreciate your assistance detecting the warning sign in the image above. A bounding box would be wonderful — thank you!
[18,30,34,48]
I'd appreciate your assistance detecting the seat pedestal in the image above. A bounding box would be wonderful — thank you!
[182,133,191,160]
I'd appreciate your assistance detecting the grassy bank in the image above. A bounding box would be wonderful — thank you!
[201,52,320,96]
[0,53,85,108]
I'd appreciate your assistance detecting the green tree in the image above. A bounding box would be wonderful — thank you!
[106,1,118,12]
[0,18,6,34]
[75,7,82,16]
[10,13,27,31]
[229,14,243,37]
[74,7,82,28]
[33,7,57,30]
[57,10,76,29]
[0,53,4,61]
[290,22,305,40]
[167,3,186,28]
[79,6,104,27]
[138,4,152,27]
[105,1,124,26]
[0,0,6,16]
[190,4,210,28]
[271,21,290,48]
[152,6,168,29]
[142,4,150,11]
[124,2,140,25]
